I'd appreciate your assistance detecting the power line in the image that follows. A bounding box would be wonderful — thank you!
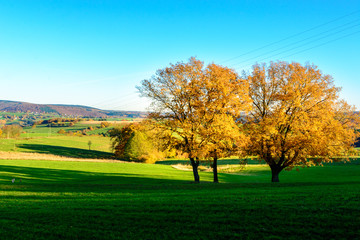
[230,21,360,68]
[90,92,138,109]
[220,10,360,64]
[234,30,360,71]
[110,99,149,111]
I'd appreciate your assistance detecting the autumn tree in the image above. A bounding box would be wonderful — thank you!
[200,114,248,182]
[243,61,360,182]
[57,129,66,134]
[109,122,167,163]
[138,57,251,182]
[1,125,23,138]
[0,119,6,126]
[192,63,251,182]
[100,122,111,128]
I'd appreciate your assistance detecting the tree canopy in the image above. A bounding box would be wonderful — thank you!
[109,122,171,163]
[243,61,360,182]
[137,57,251,182]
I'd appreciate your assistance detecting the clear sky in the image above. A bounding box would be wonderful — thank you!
[0,0,359,111]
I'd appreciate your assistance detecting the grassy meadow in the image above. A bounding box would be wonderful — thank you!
[0,159,359,239]
[0,135,113,159]
[0,124,359,239]
[0,123,114,159]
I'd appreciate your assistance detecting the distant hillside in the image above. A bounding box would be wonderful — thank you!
[0,100,147,118]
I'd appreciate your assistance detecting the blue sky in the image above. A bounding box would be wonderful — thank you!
[0,0,359,111]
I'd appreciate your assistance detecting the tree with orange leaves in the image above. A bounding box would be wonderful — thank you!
[193,63,251,182]
[243,61,360,182]
[138,57,251,183]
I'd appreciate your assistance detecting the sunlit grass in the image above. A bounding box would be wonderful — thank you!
[0,159,359,239]
[0,135,113,159]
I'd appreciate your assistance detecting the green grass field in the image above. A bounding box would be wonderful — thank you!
[0,134,113,159]
[0,159,359,240]
[20,124,112,137]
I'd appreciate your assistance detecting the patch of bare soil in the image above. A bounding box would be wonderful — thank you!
[0,151,126,163]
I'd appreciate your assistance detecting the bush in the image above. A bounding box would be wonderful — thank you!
[57,129,66,134]
[110,124,164,163]
[100,122,111,128]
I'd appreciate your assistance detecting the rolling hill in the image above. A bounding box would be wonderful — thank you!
[0,100,146,118]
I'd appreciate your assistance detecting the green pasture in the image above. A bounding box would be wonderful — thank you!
[0,135,113,159]
[0,159,359,240]
[21,124,112,137]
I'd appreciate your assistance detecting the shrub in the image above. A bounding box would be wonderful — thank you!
[109,123,164,163]
[100,122,111,128]
[57,129,66,134]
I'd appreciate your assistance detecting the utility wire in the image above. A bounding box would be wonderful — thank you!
[90,92,138,109]
[234,30,360,71]
[230,21,360,68]
[220,10,360,64]
[110,99,149,111]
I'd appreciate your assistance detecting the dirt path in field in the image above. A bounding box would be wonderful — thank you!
[0,151,127,163]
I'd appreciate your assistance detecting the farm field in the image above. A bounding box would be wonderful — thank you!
[0,135,113,159]
[0,123,114,159]
[21,123,114,138]
[0,159,359,240]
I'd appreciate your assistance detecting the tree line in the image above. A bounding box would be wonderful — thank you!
[111,57,360,183]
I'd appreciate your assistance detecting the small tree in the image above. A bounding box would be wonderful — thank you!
[57,129,66,134]
[100,122,111,128]
[1,125,22,138]
[244,61,360,182]
[109,123,165,163]
[88,140,92,150]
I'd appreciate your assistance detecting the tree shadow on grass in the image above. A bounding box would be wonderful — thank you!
[0,165,190,193]
[0,164,359,198]
[1,164,359,196]
[156,158,266,166]
[17,144,114,159]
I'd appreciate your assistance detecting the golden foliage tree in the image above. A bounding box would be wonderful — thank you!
[1,125,23,138]
[100,122,111,128]
[243,61,360,182]
[138,57,251,182]
[109,122,167,163]
[193,63,251,182]
[57,129,66,134]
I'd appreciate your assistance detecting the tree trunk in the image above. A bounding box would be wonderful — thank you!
[213,156,218,183]
[270,165,282,183]
[189,157,200,183]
